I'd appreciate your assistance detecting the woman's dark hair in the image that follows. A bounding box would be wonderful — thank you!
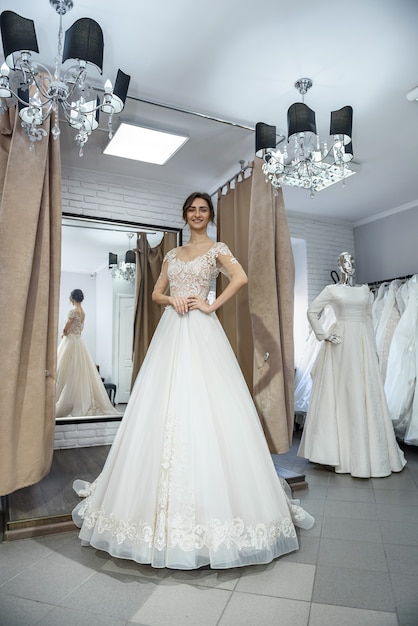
[182,192,215,224]
[70,289,84,303]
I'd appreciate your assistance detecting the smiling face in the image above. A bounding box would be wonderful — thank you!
[185,198,211,231]
[182,192,215,227]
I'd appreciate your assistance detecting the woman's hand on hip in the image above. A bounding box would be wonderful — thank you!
[187,296,212,314]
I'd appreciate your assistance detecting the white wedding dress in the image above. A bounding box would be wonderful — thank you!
[297,284,406,478]
[56,309,119,418]
[72,242,314,569]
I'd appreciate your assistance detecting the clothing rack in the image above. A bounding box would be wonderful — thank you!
[368,274,414,292]
[212,161,254,199]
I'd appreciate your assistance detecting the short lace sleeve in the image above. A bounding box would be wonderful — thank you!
[212,242,238,275]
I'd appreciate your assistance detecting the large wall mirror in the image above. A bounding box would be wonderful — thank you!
[59,213,182,420]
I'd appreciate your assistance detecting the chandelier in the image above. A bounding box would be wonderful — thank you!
[0,0,130,155]
[255,78,355,197]
[109,234,136,283]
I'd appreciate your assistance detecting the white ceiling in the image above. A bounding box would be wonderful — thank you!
[3,0,418,229]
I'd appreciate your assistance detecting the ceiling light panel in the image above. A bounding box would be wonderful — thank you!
[103,123,189,164]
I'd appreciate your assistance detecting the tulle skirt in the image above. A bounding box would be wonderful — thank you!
[73,307,314,569]
[56,334,119,418]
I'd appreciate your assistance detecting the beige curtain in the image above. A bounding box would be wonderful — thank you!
[248,159,295,453]
[216,174,253,390]
[130,231,177,386]
[0,106,62,496]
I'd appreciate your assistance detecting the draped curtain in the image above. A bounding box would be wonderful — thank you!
[248,159,295,453]
[130,231,177,386]
[0,106,62,496]
[216,159,295,453]
[216,173,253,390]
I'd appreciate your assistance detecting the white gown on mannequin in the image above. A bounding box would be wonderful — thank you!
[297,284,406,478]
[385,275,418,443]
[72,242,314,569]
[56,309,119,418]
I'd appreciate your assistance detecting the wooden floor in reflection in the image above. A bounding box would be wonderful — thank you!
[3,446,110,541]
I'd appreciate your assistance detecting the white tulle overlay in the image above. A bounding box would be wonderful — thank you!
[56,310,119,418]
[72,243,314,569]
[297,284,406,478]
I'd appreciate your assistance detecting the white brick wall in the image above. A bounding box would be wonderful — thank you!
[61,165,189,230]
[288,212,355,304]
[54,420,121,449]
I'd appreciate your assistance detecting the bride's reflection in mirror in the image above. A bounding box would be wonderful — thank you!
[58,215,170,420]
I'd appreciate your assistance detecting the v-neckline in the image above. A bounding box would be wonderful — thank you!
[174,242,215,264]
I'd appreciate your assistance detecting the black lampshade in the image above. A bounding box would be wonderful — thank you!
[330,106,352,145]
[287,103,317,138]
[114,69,130,105]
[63,18,104,73]
[0,10,38,65]
[255,122,276,157]
[109,252,118,267]
[125,250,136,265]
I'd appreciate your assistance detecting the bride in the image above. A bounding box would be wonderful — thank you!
[72,191,314,570]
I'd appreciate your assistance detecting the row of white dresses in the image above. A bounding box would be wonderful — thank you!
[295,283,406,477]
[373,275,418,445]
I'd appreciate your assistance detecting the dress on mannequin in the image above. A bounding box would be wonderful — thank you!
[297,254,406,478]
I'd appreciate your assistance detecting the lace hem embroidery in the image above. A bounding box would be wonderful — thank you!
[78,500,296,551]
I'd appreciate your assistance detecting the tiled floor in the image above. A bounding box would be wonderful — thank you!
[1,431,418,626]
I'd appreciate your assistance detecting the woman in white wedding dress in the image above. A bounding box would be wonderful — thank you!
[297,253,406,478]
[72,192,314,570]
[56,289,119,418]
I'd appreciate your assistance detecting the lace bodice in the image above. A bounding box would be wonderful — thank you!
[164,242,238,299]
[66,309,84,336]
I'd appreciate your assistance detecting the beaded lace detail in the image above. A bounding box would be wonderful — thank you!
[66,309,84,336]
[165,242,238,299]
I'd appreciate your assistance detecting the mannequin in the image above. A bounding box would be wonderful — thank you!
[297,253,406,478]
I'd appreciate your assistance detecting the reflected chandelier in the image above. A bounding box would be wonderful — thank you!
[109,234,136,283]
[0,0,130,155]
[255,78,355,197]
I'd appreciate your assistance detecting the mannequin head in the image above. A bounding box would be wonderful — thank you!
[338,252,355,277]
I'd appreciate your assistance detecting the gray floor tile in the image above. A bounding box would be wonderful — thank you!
[376,502,418,523]
[312,565,396,612]
[323,499,377,520]
[0,592,55,626]
[168,566,242,590]
[0,551,96,604]
[318,537,388,571]
[131,583,231,626]
[218,592,310,626]
[235,560,315,602]
[326,486,376,502]
[373,489,418,505]
[296,497,325,517]
[380,521,418,546]
[299,515,322,538]
[372,472,418,491]
[296,485,328,500]
[397,612,418,626]
[33,605,127,626]
[309,602,398,626]
[59,570,156,621]
[321,516,383,543]
[390,572,418,616]
[0,538,57,586]
[330,474,373,490]
[385,544,418,575]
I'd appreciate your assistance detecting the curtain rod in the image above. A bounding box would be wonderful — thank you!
[212,161,254,198]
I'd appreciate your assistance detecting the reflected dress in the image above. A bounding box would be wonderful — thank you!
[72,242,314,569]
[297,284,406,478]
[56,309,119,418]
